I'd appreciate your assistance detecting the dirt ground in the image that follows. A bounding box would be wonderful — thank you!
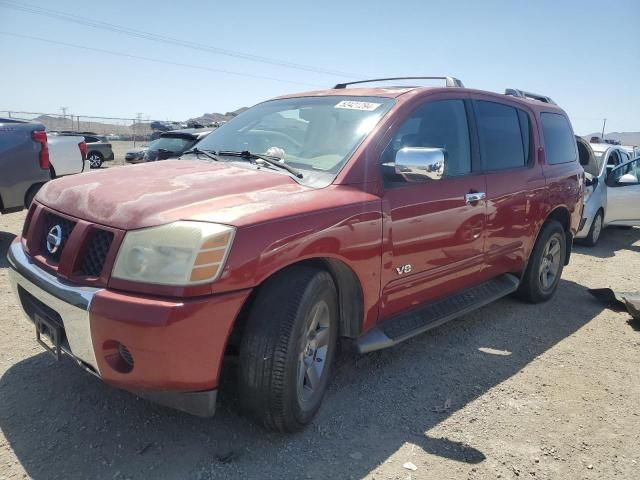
[1,207,639,479]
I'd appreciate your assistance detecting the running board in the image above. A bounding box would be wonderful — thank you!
[356,274,519,354]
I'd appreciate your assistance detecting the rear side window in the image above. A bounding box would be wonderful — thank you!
[541,113,577,165]
[475,101,528,170]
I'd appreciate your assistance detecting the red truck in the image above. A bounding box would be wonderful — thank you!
[7,77,583,432]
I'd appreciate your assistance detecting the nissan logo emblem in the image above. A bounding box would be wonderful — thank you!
[46,225,63,254]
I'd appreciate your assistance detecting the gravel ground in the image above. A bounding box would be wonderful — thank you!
[1,208,639,479]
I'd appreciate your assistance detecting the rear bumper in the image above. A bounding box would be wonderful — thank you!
[7,241,251,417]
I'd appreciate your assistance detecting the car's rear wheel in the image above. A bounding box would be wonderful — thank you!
[517,220,566,303]
[88,151,103,168]
[583,210,603,246]
[238,266,338,432]
[24,183,43,208]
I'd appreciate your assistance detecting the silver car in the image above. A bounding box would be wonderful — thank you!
[576,138,640,245]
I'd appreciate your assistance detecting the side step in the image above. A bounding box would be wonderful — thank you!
[356,274,519,354]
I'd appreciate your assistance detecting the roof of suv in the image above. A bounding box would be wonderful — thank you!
[275,82,565,113]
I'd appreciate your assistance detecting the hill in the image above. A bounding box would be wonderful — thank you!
[583,132,640,146]
[187,107,248,125]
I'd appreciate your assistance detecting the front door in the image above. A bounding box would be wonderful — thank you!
[605,158,640,225]
[380,98,486,319]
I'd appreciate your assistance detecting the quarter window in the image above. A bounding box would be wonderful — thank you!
[540,113,577,165]
[381,99,471,180]
[475,101,527,170]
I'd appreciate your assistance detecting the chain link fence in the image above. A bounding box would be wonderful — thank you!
[0,110,181,142]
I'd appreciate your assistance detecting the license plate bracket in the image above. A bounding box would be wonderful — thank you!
[35,313,62,361]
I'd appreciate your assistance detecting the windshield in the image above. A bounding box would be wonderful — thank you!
[148,136,195,153]
[194,96,395,185]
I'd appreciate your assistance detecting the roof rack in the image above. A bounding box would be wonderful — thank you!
[333,76,464,89]
[505,88,556,105]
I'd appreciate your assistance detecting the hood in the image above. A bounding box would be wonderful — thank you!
[37,160,313,230]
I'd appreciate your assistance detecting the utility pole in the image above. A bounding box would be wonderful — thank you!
[134,112,143,147]
[601,118,606,141]
[60,107,68,131]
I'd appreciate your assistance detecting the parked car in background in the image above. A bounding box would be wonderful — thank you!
[128,128,212,163]
[8,77,583,431]
[46,133,90,176]
[83,134,114,168]
[576,140,640,245]
[0,118,51,213]
[52,131,114,168]
[620,145,640,159]
[125,144,148,162]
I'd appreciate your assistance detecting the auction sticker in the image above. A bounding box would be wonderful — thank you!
[334,100,382,111]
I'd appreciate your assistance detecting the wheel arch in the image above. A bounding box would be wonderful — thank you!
[535,206,573,267]
[226,257,365,355]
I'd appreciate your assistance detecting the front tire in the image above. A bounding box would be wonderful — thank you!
[517,220,566,303]
[583,210,603,246]
[88,151,103,168]
[238,266,338,432]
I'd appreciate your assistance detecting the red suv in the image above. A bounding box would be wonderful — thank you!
[7,77,583,432]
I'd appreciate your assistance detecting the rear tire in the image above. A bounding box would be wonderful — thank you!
[88,151,103,168]
[517,220,566,303]
[583,210,603,246]
[238,266,338,432]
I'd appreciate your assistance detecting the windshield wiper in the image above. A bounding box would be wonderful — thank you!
[181,147,219,161]
[217,150,303,178]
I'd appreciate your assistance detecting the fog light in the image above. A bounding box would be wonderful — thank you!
[103,340,134,374]
[118,343,134,368]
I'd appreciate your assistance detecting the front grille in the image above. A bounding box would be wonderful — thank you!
[42,213,75,262]
[81,229,114,277]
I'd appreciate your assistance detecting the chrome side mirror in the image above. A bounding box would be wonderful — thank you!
[391,147,446,181]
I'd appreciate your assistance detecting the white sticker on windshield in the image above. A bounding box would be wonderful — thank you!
[334,100,382,111]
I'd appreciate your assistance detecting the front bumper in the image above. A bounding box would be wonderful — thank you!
[7,241,250,417]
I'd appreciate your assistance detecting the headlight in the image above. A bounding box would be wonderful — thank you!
[112,221,235,286]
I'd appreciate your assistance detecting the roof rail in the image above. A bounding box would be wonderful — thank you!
[333,76,464,89]
[505,88,556,105]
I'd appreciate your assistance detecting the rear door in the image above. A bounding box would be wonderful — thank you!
[604,158,640,225]
[471,97,545,279]
[379,96,487,318]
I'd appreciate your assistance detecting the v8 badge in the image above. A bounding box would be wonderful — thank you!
[395,264,412,275]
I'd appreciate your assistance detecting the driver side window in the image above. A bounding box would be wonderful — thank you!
[381,99,471,182]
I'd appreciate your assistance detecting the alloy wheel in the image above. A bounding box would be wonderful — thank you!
[538,233,563,291]
[297,300,331,404]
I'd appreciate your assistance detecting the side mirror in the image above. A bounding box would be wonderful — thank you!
[617,173,638,185]
[389,147,447,181]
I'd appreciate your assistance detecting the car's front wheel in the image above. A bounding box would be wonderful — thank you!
[238,266,338,432]
[583,210,603,246]
[88,151,103,168]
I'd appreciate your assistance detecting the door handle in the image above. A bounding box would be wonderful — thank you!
[465,192,486,205]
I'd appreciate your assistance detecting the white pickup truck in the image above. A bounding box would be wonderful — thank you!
[47,133,90,176]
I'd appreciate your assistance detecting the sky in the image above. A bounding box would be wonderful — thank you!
[0,0,638,135]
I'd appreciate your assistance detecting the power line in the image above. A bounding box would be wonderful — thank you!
[0,32,326,88]
[0,0,362,78]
